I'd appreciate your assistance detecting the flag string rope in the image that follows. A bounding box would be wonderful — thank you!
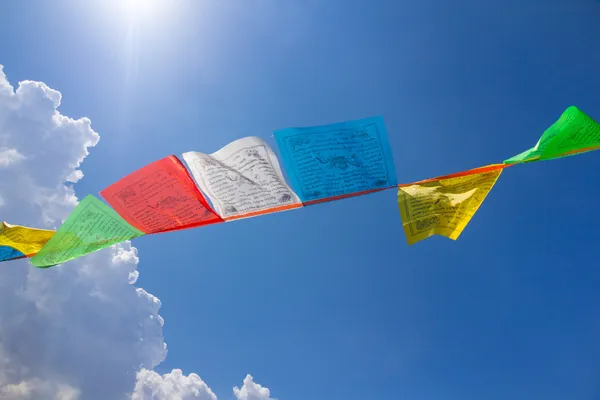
[0,106,597,267]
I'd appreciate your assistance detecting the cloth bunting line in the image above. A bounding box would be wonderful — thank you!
[1,106,598,267]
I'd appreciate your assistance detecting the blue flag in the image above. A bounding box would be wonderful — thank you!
[274,116,397,203]
[0,245,25,262]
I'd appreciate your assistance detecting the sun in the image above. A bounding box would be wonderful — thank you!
[121,0,161,20]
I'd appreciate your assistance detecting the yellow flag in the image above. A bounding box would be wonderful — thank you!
[0,222,55,258]
[397,165,506,244]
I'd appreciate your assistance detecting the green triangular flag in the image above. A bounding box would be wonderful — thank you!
[505,106,600,164]
[31,195,144,268]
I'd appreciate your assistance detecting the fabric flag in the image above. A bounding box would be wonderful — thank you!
[182,136,302,220]
[31,195,144,268]
[100,155,223,234]
[397,164,505,245]
[505,106,600,164]
[0,222,55,261]
[274,116,397,204]
[0,246,26,262]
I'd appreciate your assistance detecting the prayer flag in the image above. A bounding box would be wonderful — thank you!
[505,106,600,164]
[100,155,223,234]
[183,137,302,220]
[398,165,505,244]
[0,222,54,260]
[274,116,397,204]
[31,195,144,268]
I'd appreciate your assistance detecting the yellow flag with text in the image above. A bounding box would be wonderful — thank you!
[397,165,505,244]
[0,222,55,260]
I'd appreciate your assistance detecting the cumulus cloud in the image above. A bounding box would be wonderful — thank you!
[133,369,217,400]
[0,64,166,399]
[234,375,276,400]
[0,65,277,400]
[133,371,277,400]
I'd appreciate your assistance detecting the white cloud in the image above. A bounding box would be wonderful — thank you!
[133,369,217,400]
[133,370,278,400]
[0,64,165,399]
[0,65,277,400]
[0,148,25,167]
[0,378,80,400]
[234,375,276,400]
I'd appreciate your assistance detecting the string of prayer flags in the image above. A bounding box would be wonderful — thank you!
[31,195,144,268]
[0,222,55,261]
[0,106,598,268]
[182,137,302,220]
[397,164,506,245]
[100,155,223,234]
[505,106,600,164]
[274,116,397,205]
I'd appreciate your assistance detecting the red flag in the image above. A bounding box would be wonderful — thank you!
[100,156,223,234]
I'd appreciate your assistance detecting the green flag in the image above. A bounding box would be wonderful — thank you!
[31,195,144,268]
[505,106,600,164]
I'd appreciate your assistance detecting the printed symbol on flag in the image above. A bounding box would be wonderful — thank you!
[117,188,137,204]
[279,193,292,203]
[416,216,439,230]
[246,149,261,158]
[315,154,362,170]
[147,193,188,210]
[224,205,238,214]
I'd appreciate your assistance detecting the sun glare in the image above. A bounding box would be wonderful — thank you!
[121,0,161,20]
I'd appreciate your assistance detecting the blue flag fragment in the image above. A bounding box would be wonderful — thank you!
[274,116,397,203]
[0,245,25,262]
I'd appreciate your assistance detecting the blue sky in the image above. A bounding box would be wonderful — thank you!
[2,0,600,399]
